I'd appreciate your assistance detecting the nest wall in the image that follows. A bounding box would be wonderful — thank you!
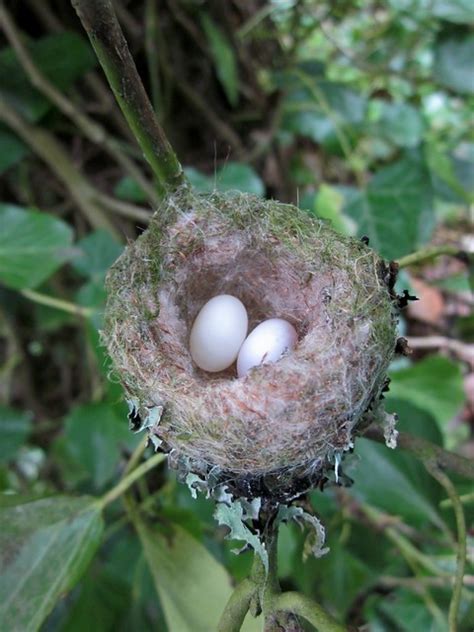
[103,188,398,498]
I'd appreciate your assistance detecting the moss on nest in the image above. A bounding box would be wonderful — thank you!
[103,187,398,500]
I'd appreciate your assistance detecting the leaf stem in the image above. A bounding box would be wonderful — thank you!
[71,0,185,195]
[424,463,467,632]
[98,452,165,509]
[20,289,93,318]
[397,245,462,269]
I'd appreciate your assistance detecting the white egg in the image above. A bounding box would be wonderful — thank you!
[189,295,248,372]
[237,318,298,378]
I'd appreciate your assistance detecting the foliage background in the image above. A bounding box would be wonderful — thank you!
[0,1,473,630]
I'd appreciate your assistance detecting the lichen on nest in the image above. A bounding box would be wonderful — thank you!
[103,187,398,501]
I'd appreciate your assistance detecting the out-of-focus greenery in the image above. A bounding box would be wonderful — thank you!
[0,1,472,631]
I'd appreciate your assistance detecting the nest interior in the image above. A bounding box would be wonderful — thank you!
[103,188,397,498]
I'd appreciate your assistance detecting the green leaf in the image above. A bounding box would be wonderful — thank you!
[216,162,265,196]
[378,588,448,632]
[0,405,32,462]
[315,539,375,618]
[201,14,239,106]
[61,402,140,489]
[352,437,444,528]
[0,32,96,122]
[113,176,148,203]
[434,31,474,95]
[313,184,355,234]
[388,355,465,435]
[0,128,29,175]
[431,0,474,24]
[71,230,123,281]
[134,518,237,632]
[379,102,425,148]
[56,570,131,632]
[0,204,74,290]
[0,495,103,632]
[184,163,265,196]
[282,75,367,146]
[344,154,435,260]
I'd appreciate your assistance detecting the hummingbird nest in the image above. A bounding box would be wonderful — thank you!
[103,188,398,501]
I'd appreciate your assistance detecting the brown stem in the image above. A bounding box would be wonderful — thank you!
[365,426,474,481]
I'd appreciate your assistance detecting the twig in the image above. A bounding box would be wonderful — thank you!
[20,289,93,318]
[95,192,152,223]
[405,336,474,364]
[424,463,467,632]
[0,99,120,236]
[397,245,463,269]
[71,0,185,195]
[98,452,166,508]
[0,3,159,206]
[441,491,474,509]
[365,426,474,481]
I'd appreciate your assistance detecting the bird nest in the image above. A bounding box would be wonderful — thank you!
[103,187,398,501]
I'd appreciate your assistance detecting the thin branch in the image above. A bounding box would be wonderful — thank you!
[405,336,474,365]
[71,0,185,195]
[365,426,474,481]
[424,464,467,632]
[0,98,119,236]
[20,289,94,318]
[95,192,152,223]
[397,245,463,269]
[0,3,159,206]
[98,452,166,508]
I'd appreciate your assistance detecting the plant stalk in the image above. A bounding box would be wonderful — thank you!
[71,0,185,195]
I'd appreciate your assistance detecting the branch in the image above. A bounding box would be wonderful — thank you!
[98,452,166,508]
[405,336,474,365]
[365,426,474,481]
[0,3,159,206]
[397,245,463,269]
[20,289,94,318]
[0,98,119,237]
[424,463,467,632]
[71,0,185,195]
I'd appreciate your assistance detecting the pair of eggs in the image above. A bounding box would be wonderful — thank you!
[189,294,298,377]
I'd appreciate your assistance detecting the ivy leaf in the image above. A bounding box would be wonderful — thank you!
[0,204,74,289]
[344,154,434,260]
[434,31,474,95]
[71,230,123,281]
[0,496,103,632]
[185,163,265,196]
[388,356,465,437]
[431,0,474,25]
[379,102,425,148]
